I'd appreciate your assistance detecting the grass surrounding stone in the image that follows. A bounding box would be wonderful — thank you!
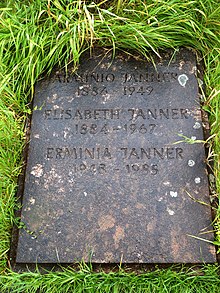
[0,265,220,293]
[0,0,219,291]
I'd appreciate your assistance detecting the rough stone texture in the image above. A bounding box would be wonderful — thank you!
[16,48,216,263]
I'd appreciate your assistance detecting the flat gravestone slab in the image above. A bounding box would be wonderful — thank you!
[16,49,216,264]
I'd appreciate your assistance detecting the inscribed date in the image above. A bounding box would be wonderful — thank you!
[125,163,158,175]
[77,86,108,96]
[73,123,156,135]
[123,86,153,95]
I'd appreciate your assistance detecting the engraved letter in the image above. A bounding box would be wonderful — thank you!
[106,73,115,82]
[176,148,183,159]
[74,110,83,119]
[120,148,128,159]
[136,109,146,120]
[65,109,72,119]
[180,109,189,119]
[167,148,175,159]
[47,148,54,159]
[140,148,151,159]
[159,109,169,119]
[85,148,95,159]
[171,109,179,119]
[128,148,140,159]
[103,148,112,159]
[128,109,135,120]
[111,109,120,119]
[45,109,52,119]
[84,110,92,119]
[154,148,164,159]
[94,110,100,119]
[56,148,63,159]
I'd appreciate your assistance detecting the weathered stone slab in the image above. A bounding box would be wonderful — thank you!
[16,49,216,263]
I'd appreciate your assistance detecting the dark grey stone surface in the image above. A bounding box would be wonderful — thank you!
[16,49,216,263]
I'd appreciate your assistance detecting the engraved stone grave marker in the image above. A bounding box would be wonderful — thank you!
[16,49,216,264]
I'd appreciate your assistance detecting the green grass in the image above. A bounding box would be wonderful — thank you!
[0,265,220,293]
[0,0,220,291]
